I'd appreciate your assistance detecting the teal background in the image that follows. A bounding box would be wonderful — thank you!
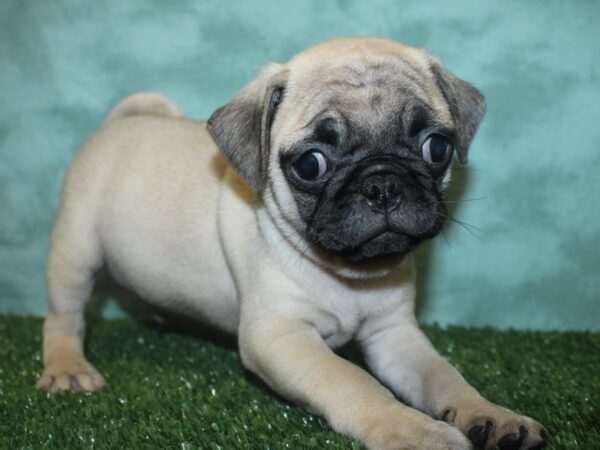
[1,1,598,330]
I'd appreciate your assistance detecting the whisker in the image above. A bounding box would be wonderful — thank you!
[443,214,484,241]
[427,196,488,205]
[296,241,310,274]
[452,167,488,173]
[438,228,457,260]
[447,215,484,233]
[440,228,452,250]
[446,196,488,204]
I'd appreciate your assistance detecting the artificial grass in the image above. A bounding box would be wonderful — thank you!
[1,316,598,449]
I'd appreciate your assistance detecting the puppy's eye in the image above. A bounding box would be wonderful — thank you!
[293,151,328,180]
[422,135,452,164]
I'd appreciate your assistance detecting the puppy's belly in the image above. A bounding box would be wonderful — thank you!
[97,184,239,334]
[104,243,239,334]
[91,117,239,333]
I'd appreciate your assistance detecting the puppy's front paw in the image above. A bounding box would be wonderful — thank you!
[440,400,548,450]
[364,407,473,450]
[36,357,105,392]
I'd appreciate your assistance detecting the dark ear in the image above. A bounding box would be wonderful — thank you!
[207,63,286,190]
[430,60,486,164]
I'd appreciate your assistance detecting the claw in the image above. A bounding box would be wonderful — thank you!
[69,376,82,392]
[441,407,456,424]
[498,425,527,450]
[468,420,493,450]
[528,428,549,450]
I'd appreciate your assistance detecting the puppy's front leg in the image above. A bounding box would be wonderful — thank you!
[359,315,548,449]
[239,315,471,450]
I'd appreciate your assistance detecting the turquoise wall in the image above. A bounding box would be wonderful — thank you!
[1,0,598,330]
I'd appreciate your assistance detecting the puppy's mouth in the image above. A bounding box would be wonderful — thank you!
[349,230,420,262]
[308,226,424,263]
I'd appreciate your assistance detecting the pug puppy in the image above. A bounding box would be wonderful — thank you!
[38,37,547,450]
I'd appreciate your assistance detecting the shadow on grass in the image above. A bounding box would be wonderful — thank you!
[86,272,238,350]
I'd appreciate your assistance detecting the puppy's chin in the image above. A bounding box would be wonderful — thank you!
[320,250,407,280]
[308,238,411,280]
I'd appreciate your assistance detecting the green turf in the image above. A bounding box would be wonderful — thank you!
[1,316,598,449]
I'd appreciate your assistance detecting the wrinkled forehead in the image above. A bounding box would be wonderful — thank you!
[273,55,453,150]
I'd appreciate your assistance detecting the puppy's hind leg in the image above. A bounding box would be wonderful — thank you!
[37,189,105,392]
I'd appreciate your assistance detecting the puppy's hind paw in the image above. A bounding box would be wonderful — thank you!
[36,358,106,392]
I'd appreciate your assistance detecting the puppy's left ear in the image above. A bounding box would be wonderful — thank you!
[429,59,486,164]
[207,63,287,190]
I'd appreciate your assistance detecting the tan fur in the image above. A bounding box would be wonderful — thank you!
[38,38,546,450]
[103,92,183,125]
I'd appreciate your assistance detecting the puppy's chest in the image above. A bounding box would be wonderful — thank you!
[317,300,362,348]
[306,282,402,349]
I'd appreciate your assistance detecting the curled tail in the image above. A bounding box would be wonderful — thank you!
[103,92,183,126]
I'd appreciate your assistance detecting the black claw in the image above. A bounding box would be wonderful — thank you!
[528,428,549,450]
[498,425,527,450]
[441,407,456,424]
[69,376,82,393]
[468,420,493,450]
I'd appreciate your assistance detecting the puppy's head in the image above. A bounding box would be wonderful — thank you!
[208,37,485,276]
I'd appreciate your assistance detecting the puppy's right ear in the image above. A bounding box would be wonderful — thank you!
[207,63,287,190]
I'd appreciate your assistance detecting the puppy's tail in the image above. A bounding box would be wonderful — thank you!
[102,92,183,126]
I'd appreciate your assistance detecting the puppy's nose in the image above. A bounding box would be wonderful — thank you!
[361,173,402,212]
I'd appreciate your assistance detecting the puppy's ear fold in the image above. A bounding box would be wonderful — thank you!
[207,63,287,190]
[430,60,485,164]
